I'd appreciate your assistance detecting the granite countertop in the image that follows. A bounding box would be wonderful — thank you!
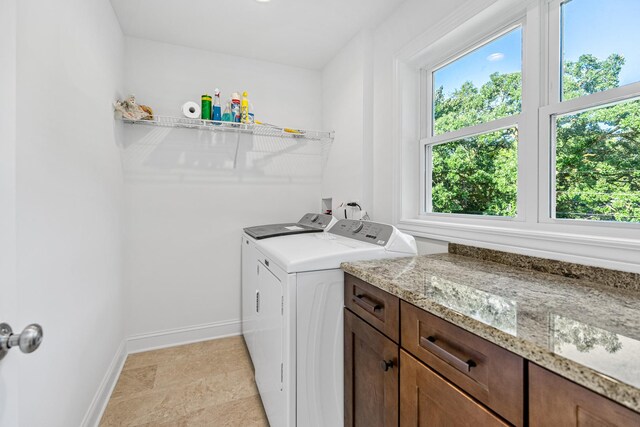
[341,251,640,412]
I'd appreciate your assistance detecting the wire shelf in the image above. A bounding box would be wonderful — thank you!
[120,115,334,142]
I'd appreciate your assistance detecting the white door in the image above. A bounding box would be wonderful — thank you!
[0,0,20,424]
[0,2,44,424]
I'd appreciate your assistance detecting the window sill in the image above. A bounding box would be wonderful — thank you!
[398,217,640,273]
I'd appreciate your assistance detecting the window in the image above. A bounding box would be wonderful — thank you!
[553,99,640,223]
[433,28,522,134]
[548,0,640,223]
[431,128,518,216]
[419,0,640,226]
[425,27,522,217]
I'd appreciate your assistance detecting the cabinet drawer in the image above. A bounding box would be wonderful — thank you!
[401,301,524,426]
[400,350,508,427]
[530,363,640,426]
[344,274,399,343]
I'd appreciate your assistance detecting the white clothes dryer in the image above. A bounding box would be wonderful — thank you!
[241,213,336,359]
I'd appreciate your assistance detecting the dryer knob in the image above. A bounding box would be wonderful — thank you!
[353,222,364,233]
[311,214,319,222]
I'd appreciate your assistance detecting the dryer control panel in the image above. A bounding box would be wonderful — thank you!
[328,219,394,246]
[298,213,334,229]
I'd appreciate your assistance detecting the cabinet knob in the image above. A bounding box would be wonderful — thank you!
[380,359,394,372]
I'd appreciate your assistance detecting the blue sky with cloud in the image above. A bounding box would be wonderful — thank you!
[434,0,640,97]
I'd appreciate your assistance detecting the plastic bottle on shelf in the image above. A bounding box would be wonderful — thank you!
[201,94,212,120]
[241,91,250,124]
[222,101,232,122]
[213,89,222,123]
[231,92,241,123]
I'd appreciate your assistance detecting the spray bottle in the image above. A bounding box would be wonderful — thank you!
[213,88,222,122]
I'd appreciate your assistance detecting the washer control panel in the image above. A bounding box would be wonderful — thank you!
[298,213,334,229]
[328,219,394,246]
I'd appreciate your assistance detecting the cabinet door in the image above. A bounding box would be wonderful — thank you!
[344,309,398,427]
[400,350,509,427]
[529,363,640,427]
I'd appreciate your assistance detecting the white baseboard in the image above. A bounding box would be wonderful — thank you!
[126,319,242,354]
[81,340,127,427]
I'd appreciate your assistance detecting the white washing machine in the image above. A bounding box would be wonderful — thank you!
[241,219,417,427]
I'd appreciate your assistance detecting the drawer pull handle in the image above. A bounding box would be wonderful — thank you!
[380,359,394,372]
[420,336,476,373]
[352,294,382,314]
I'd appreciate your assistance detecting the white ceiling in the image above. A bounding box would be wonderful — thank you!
[110,0,404,70]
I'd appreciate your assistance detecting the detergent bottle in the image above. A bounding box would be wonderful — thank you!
[241,91,250,124]
[231,92,241,123]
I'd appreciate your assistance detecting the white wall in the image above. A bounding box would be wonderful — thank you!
[370,0,469,224]
[321,30,373,214]
[320,1,468,222]
[124,37,322,130]
[321,1,469,249]
[14,0,125,426]
[123,37,324,344]
[414,237,449,256]
[324,1,474,223]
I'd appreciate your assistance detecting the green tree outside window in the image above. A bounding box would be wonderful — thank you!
[432,54,639,222]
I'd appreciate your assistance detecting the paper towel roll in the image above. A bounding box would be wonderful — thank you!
[182,101,201,119]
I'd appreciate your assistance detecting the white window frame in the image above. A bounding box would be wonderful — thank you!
[420,22,525,220]
[539,0,640,229]
[393,0,640,271]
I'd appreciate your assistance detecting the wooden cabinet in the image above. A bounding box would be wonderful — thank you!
[344,308,398,427]
[529,363,640,427]
[344,277,640,427]
[400,350,509,427]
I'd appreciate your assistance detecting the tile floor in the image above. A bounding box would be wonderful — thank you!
[99,336,269,426]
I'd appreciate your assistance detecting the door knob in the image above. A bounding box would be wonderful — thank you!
[0,323,44,360]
